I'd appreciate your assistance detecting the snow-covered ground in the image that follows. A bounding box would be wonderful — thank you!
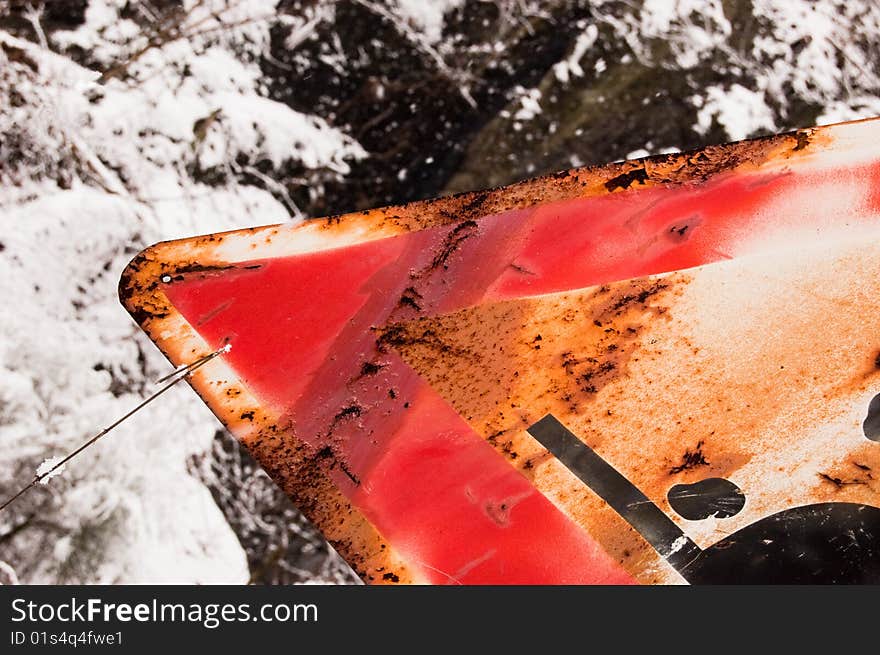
[1,0,878,584]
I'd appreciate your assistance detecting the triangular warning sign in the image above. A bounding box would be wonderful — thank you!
[121,118,880,584]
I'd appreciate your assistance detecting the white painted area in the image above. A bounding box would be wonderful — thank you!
[667,535,690,556]
[664,233,880,547]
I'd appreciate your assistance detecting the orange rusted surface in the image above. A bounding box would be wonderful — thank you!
[121,117,880,584]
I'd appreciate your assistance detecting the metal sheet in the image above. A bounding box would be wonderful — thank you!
[120,117,880,584]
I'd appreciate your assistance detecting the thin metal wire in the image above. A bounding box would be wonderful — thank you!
[0,345,231,513]
[154,343,230,383]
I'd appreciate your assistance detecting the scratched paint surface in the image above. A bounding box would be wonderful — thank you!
[120,118,880,584]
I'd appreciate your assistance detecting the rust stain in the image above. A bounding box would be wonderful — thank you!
[382,274,690,581]
[382,274,687,432]
[605,167,650,192]
[642,131,796,186]
[243,422,402,581]
[355,360,386,379]
[668,440,710,474]
[429,219,478,270]
[810,442,880,502]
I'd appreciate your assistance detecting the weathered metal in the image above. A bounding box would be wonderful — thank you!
[120,117,880,584]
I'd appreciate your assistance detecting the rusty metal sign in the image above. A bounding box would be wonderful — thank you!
[120,117,880,584]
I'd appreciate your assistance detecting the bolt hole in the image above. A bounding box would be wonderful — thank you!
[160,274,172,283]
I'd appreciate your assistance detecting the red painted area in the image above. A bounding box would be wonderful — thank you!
[353,383,630,583]
[162,161,875,584]
[869,161,880,217]
[165,243,405,409]
[487,171,791,299]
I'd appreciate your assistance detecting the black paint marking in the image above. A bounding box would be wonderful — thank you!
[682,503,880,583]
[528,414,880,583]
[863,393,880,441]
[359,361,385,377]
[667,478,745,520]
[526,415,702,572]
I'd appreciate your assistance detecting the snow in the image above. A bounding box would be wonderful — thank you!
[0,5,365,584]
[512,87,543,121]
[36,456,66,484]
[0,560,19,585]
[589,0,880,141]
[0,185,251,583]
[626,148,650,160]
[392,0,463,44]
[553,24,598,83]
[200,92,365,172]
[694,84,778,141]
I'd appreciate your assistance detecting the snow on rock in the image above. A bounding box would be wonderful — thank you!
[198,92,364,173]
[0,185,250,584]
[583,0,880,142]
[0,560,19,585]
[391,0,464,44]
[512,86,543,121]
[553,23,598,83]
[592,0,732,70]
[694,84,778,141]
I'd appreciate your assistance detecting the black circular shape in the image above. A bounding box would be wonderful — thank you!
[863,393,880,441]
[668,477,745,520]
[683,503,880,584]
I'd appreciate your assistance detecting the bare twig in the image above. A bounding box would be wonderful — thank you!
[23,2,49,52]
[0,345,232,514]
[97,1,275,85]
[353,0,477,108]
[236,163,305,221]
